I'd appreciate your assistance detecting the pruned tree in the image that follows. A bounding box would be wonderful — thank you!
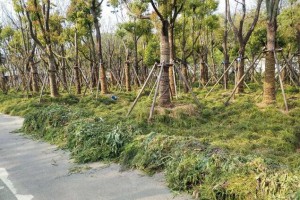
[263,0,281,104]
[226,0,263,93]
[23,0,59,97]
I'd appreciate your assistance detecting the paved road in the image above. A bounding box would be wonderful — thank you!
[0,114,190,200]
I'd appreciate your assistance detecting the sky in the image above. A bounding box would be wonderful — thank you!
[0,0,256,28]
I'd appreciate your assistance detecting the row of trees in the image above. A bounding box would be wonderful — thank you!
[0,0,299,107]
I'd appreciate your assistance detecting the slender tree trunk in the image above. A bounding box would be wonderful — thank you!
[297,27,300,73]
[237,48,245,93]
[182,63,189,93]
[91,1,108,94]
[48,47,59,97]
[200,50,208,86]
[125,52,131,92]
[133,36,139,86]
[263,22,276,103]
[223,0,229,89]
[89,25,97,88]
[74,30,81,94]
[168,26,176,96]
[61,45,68,90]
[30,60,39,93]
[159,20,171,107]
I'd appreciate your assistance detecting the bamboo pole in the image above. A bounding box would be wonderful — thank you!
[126,63,157,117]
[224,52,262,105]
[205,59,236,98]
[174,63,201,106]
[39,72,49,103]
[148,63,164,121]
[274,51,288,112]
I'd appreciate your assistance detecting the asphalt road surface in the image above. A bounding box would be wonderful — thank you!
[0,114,191,200]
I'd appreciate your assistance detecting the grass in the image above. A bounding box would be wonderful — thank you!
[1,85,300,199]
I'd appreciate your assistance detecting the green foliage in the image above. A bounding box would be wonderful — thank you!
[144,37,159,66]
[67,119,135,163]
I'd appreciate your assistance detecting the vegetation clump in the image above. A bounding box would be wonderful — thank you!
[1,90,300,199]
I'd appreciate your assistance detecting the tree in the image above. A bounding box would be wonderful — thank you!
[263,0,281,104]
[227,0,263,93]
[23,0,60,97]
[90,0,108,94]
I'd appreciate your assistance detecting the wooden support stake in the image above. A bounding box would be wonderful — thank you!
[127,63,157,117]
[148,63,164,121]
[174,63,201,106]
[39,72,49,103]
[205,59,236,98]
[274,51,288,112]
[224,52,262,106]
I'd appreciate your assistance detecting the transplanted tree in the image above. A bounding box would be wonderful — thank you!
[22,0,60,97]
[226,0,263,93]
[90,0,108,94]
[117,19,153,86]
[262,0,281,104]
[111,0,187,107]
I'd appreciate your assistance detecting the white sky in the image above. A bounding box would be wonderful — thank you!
[0,0,256,27]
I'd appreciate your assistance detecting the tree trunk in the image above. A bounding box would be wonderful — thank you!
[91,1,108,94]
[48,49,59,97]
[200,50,208,86]
[263,22,276,104]
[159,20,171,107]
[0,72,8,94]
[61,45,68,90]
[30,60,39,93]
[182,63,188,93]
[133,36,139,86]
[168,26,176,96]
[223,0,229,90]
[237,48,245,93]
[297,27,300,74]
[74,31,81,94]
[223,55,229,89]
[125,54,131,92]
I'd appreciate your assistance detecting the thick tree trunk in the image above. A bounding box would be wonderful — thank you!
[159,20,171,107]
[263,22,276,103]
[168,26,176,96]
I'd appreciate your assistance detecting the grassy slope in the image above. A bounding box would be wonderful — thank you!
[1,85,300,199]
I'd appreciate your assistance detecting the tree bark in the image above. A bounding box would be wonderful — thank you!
[182,63,188,93]
[91,0,108,94]
[237,48,245,93]
[61,45,68,90]
[263,22,276,103]
[48,47,59,97]
[125,53,131,92]
[74,30,81,94]
[200,49,208,86]
[168,26,176,96]
[223,0,229,90]
[159,20,171,107]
